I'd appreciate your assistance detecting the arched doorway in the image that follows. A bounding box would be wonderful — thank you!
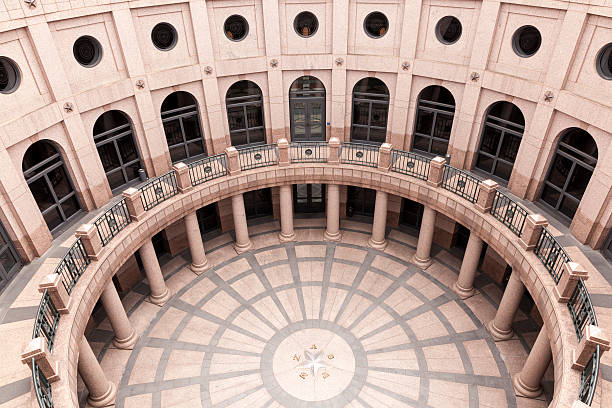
[289,76,326,141]
[350,77,389,144]
[22,141,81,233]
[412,85,455,156]
[474,102,525,182]
[161,91,206,163]
[93,111,142,191]
[540,128,598,220]
[226,80,266,147]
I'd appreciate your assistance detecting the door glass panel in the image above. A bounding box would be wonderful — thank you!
[97,143,120,172]
[494,160,513,181]
[311,184,323,203]
[0,249,17,276]
[559,196,579,219]
[182,116,202,141]
[227,107,245,131]
[43,208,63,232]
[0,232,6,247]
[246,105,264,128]
[163,121,183,146]
[547,155,573,189]
[413,135,430,152]
[187,141,205,158]
[29,178,54,212]
[125,162,140,182]
[292,102,306,139]
[541,185,561,208]
[476,154,494,173]
[499,134,521,162]
[565,165,591,200]
[431,139,449,156]
[369,128,386,144]
[370,104,388,127]
[351,126,367,141]
[61,196,80,219]
[309,102,324,139]
[170,145,187,162]
[48,167,72,200]
[248,128,265,144]
[480,127,501,155]
[352,102,370,125]
[296,184,308,203]
[434,114,453,140]
[106,169,126,191]
[230,131,248,147]
[415,110,433,135]
[117,136,139,163]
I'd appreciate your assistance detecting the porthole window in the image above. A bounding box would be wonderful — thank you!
[596,43,612,80]
[224,15,249,41]
[151,23,178,51]
[0,57,20,94]
[364,12,389,38]
[73,36,102,67]
[512,25,541,57]
[294,11,318,38]
[435,16,462,45]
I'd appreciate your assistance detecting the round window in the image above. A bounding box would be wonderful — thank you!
[596,43,612,80]
[224,15,249,41]
[512,25,541,57]
[294,11,318,38]
[435,16,462,45]
[0,57,20,94]
[364,11,389,38]
[151,23,178,51]
[73,36,102,67]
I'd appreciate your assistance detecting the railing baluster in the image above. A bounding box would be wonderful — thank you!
[389,149,430,180]
[290,141,328,163]
[188,153,228,186]
[441,165,481,203]
[139,171,179,211]
[339,142,379,167]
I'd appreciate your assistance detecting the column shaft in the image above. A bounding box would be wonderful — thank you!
[324,184,342,241]
[185,211,211,274]
[453,233,484,299]
[279,185,296,242]
[368,191,388,250]
[232,193,254,253]
[139,238,170,306]
[513,325,552,398]
[78,337,116,407]
[412,206,436,268]
[487,269,525,341]
[99,282,137,349]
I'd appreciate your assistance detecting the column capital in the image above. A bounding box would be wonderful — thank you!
[172,162,192,193]
[122,187,146,221]
[572,325,610,370]
[225,146,241,175]
[377,143,393,172]
[277,138,290,167]
[21,337,60,382]
[555,262,588,303]
[519,214,548,251]
[328,137,341,164]
[75,223,102,260]
[475,179,499,213]
[38,273,71,314]
[427,157,446,187]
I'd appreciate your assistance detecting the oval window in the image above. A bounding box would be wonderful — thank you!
[435,16,462,45]
[294,11,318,38]
[224,15,249,41]
[151,23,178,51]
[512,25,541,57]
[364,12,389,38]
[0,57,20,94]
[73,36,103,67]
[596,43,612,80]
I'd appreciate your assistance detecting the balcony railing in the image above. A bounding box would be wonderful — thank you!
[490,190,529,237]
[290,141,328,163]
[390,149,430,180]
[340,142,379,167]
[32,358,53,408]
[188,153,228,186]
[579,345,599,405]
[534,227,571,284]
[568,279,598,340]
[237,144,278,171]
[54,238,90,295]
[93,199,131,246]
[441,165,480,203]
[32,290,60,351]
[139,171,179,211]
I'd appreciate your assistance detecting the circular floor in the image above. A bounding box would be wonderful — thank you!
[114,239,518,408]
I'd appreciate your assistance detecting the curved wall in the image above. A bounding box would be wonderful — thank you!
[0,0,611,261]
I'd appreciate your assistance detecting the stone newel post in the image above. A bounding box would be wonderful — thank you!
[173,162,192,193]
[554,262,588,303]
[21,337,60,382]
[475,179,498,213]
[277,138,290,166]
[225,146,241,175]
[38,273,71,314]
[572,325,610,371]
[519,214,548,250]
[122,188,145,222]
[328,137,340,164]
[427,157,446,187]
[377,143,392,171]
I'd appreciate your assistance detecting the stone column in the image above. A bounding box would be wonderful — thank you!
[324,184,342,241]
[78,337,117,407]
[232,193,254,253]
[368,191,388,250]
[487,269,525,341]
[278,185,296,242]
[513,325,552,398]
[412,206,436,268]
[99,281,137,349]
[139,238,171,306]
[453,233,484,299]
[184,211,211,274]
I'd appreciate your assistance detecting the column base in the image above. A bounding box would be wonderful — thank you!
[412,254,432,269]
[234,240,254,254]
[278,232,297,243]
[512,373,543,398]
[147,286,171,307]
[112,329,138,350]
[324,230,342,242]
[87,381,117,407]
[190,259,212,275]
[367,237,388,250]
[452,281,476,300]
[486,320,514,341]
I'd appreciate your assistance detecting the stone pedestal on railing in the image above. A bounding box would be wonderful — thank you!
[122,188,146,222]
[475,179,498,213]
[75,224,102,260]
[225,146,241,175]
[328,137,340,164]
[519,214,548,250]
[572,325,610,370]
[377,143,392,171]
[555,262,588,303]
[21,337,60,382]
[173,162,192,193]
[39,273,71,314]
[278,138,290,166]
[427,157,446,187]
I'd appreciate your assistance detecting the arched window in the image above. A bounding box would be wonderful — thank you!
[289,76,325,141]
[0,220,22,292]
[351,78,389,144]
[226,80,265,146]
[22,141,81,233]
[475,102,525,182]
[161,92,206,163]
[412,86,455,156]
[540,128,598,220]
[93,111,142,191]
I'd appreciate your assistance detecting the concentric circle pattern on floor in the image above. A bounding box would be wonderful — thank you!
[110,228,523,408]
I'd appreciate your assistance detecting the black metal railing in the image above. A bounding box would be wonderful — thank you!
[390,149,430,180]
[32,290,60,351]
[93,199,131,246]
[54,238,90,295]
[441,165,480,203]
[290,141,328,163]
[139,171,178,211]
[32,358,53,408]
[339,142,379,167]
[188,153,228,186]
[237,144,278,171]
[534,227,570,284]
[491,190,529,237]
[568,279,598,340]
[579,345,599,405]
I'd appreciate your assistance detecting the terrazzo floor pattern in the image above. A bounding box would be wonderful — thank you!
[85,219,552,408]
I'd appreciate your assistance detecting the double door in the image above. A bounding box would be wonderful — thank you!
[290,98,325,141]
[294,184,325,213]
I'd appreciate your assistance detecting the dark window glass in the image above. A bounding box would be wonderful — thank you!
[512,25,541,57]
[151,23,178,51]
[197,203,220,233]
[244,189,273,219]
[294,184,325,213]
[224,15,249,41]
[347,186,376,217]
[226,81,266,146]
[400,198,424,230]
[436,16,462,44]
[351,78,389,144]
[161,92,206,162]
[411,86,455,156]
[596,43,612,80]
[364,12,389,38]
[73,36,102,67]
[294,11,318,38]
[0,57,20,94]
